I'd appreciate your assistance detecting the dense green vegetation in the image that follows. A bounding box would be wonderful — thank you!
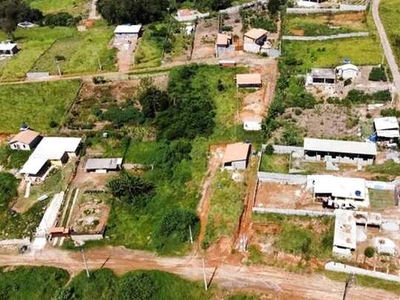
[259,154,289,173]
[369,66,388,82]
[0,80,81,133]
[0,266,69,300]
[0,146,31,169]
[0,172,17,211]
[367,160,400,176]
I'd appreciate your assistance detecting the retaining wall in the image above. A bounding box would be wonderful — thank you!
[253,207,335,217]
[287,4,367,14]
[257,172,307,184]
[282,32,369,41]
[325,262,400,282]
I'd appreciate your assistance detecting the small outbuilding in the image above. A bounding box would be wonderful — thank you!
[236,74,262,88]
[243,28,269,53]
[215,33,233,57]
[373,117,399,142]
[0,41,18,56]
[85,158,123,173]
[335,63,359,80]
[114,24,142,38]
[223,142,251,170]
[243,117,262,131]
[333,209,357,256]
[9,129,42,151]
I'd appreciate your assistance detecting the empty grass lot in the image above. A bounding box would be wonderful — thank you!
[28,0,89,15]
[31,25,116,75]
[259,154,289,173]
[380,0,400,66]
[0,80,81,133]
[0,27,75,81]
[203,171,245,248]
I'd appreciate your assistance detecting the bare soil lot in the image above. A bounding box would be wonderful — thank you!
[254,182,320,210]
[192,18,219,59]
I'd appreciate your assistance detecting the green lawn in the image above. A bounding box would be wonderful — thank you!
[0,24,116,81]
[259,154,289,173]
[203,171,245,248]
[369,189,395,209]
[0,80,81,133]
[134,24,167,69]
[124,141,161,164]
[28,0,89,15]
[0,267,69,300]
[284,15,365,36]
[380,0,400,67]
[0,27,75,81]
[31,25,117,75]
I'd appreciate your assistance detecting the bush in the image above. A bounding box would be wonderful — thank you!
[107,173,154,209]
[221,25,233,31]
[380,108,400,117]
[294,108,302,116]
[364,246,375,258]
[49,120,59,128]
[0,172,17,211]
[43,12,78,27]
[264,144,274,155]
[118,272,157,300]
[369,66,387,82]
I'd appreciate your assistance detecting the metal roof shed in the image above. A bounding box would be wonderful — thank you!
[304,138,377,156]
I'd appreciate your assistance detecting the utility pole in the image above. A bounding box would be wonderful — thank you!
[342,273,355,300]
[189,225,193,244]
[202,257,208,291]
[55,60,61,76]
[81,248,90,278]
[97,55,103,71]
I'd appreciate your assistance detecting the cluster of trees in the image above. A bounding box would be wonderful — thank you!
[0,172,17,212]
[97,0,169,25]
[107,173,154,209]
[0,0,42,36]
[42,12,81,27]
[369,66,387,82]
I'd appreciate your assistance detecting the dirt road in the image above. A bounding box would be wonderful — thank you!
[0,246,397,299]
[372,0,400,106]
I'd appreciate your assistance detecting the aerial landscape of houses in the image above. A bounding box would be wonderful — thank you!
[0,0,400,298]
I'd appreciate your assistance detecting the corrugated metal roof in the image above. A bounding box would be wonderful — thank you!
[9,130,40,145]
[374,117,399,131]
[310,68,336,79]
[85,158,123,170]
[312,175,366,200]
[114,25,142,34]
[304,138,377,156]
[244,28,267,40]
[216,33,230,45]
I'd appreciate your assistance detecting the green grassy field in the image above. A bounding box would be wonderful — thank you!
[124,141,160,164]
[0,266,69,300]
[203,171,245,248]
[0,80,81,133]
[28,0,89,15]
[31,25,117,75]
[0,24,116,81]
[380,0,400,66]
[259,154,289,173]
[283,15,365,36]
[134,24,167,69]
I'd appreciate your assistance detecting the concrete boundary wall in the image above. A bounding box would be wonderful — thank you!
[253,207,335,217]
[258,172,307,184]
[325,262,400,282]
[366,180,396,190]
[282,32,369,41]
[269,145,304,155]
[287,4,367,13]
[219,0,267,14]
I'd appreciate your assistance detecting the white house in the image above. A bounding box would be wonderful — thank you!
[243,117,262,131]
[335,63,359,80]
[223,143,251,170]
[9,130,42,151]
[373,117,399,142]
[114,25,142,38]
[0,41,18,56]
[308,175,370,209]
[243,28,269,53]
[20,137,82,179]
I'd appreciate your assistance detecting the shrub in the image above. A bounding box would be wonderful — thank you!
[364,247,375,258]
[366,113,372,119]
[49,120,59,128]
[0,172,17,211]
[264,144,274,155]
[43,12,78,26]
[221,25,233,31]
[294,108,302,116]
[380,108,400,117]
[369,66,387,82]
[118,272,157,300]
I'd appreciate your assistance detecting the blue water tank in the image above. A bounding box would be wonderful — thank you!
[355,190,361,197]
[369,134,377,142]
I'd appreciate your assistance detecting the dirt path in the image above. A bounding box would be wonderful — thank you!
[372,0,400,107]
[197,145,224,248]
[0,246,397,300]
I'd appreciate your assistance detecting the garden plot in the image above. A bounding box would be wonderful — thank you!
[163,22,194,63]
[69,192,111,235]
[191,18,219,59]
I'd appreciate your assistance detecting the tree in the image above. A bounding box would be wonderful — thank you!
[138,86,170,118]
[0,172,17,211]
[52,287,75,300]
[117,272,157,300]
[97,0,169,25]
[364,247,375,258]
[107,173,154,208]
[268,0,286,15]
[0,0,42,37]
